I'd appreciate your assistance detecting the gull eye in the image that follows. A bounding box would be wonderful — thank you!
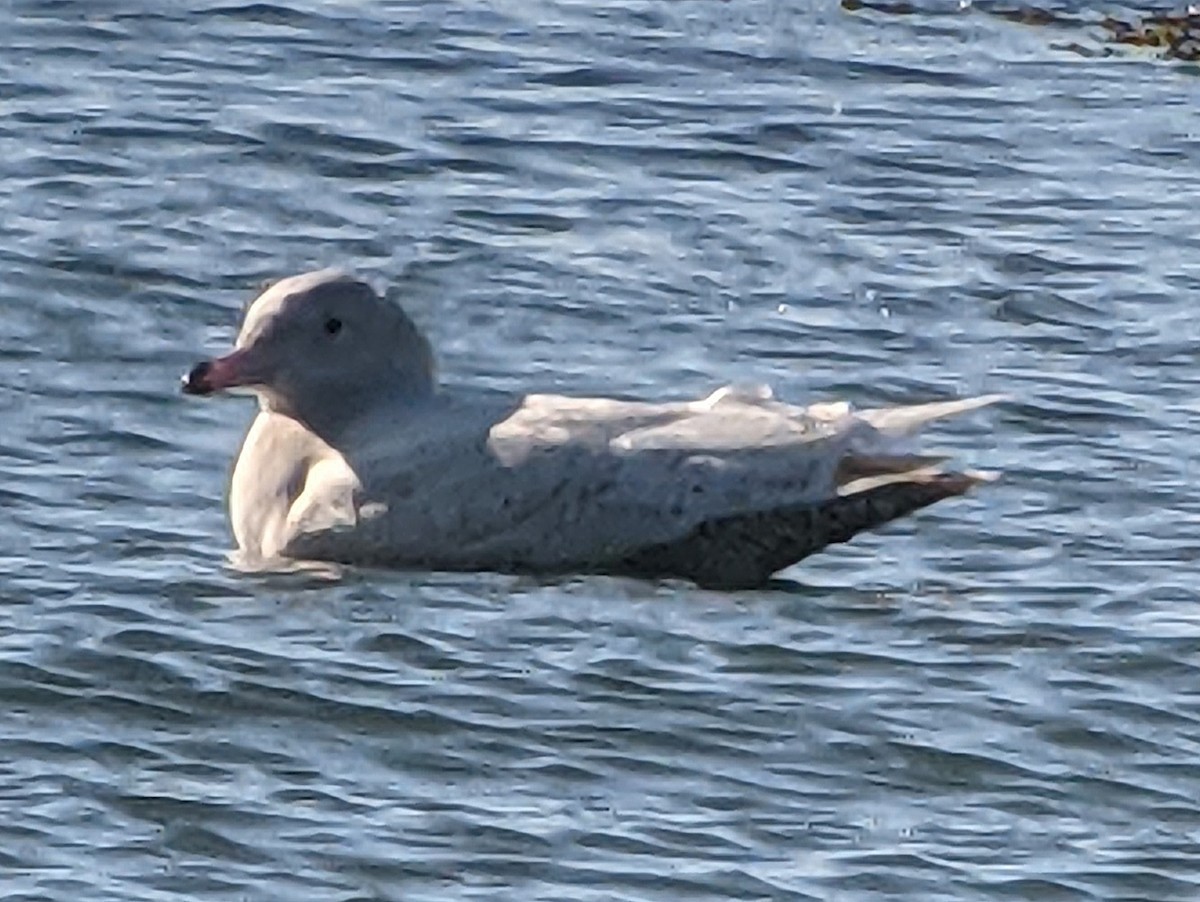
[324,317,343,336]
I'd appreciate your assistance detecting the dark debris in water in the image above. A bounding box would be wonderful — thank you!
[985,4,1078,26]
[841,0,920,15]
[841,0,1200,62]
[1100,10,1200,59]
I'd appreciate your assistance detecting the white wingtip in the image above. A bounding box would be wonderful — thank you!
[858,393,1010,436]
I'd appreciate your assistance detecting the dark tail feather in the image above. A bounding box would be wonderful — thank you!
[614,471,992,590]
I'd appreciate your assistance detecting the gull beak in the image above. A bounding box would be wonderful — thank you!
[181,348,263,396]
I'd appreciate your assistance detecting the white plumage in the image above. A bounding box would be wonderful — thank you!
[182,269,1004,588]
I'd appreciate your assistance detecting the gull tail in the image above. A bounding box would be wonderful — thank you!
[614,468,996,590]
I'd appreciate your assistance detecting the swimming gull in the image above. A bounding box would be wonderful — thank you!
[182,269,1005,589]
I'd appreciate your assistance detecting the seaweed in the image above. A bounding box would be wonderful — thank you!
[1099,10,1200,60]
[840,0,1200,62]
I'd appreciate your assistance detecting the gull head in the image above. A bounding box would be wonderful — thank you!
[182,269,435,433]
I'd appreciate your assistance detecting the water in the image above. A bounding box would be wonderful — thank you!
[4,0,1200,898]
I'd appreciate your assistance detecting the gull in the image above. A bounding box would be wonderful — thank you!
[182,269,1004,589]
